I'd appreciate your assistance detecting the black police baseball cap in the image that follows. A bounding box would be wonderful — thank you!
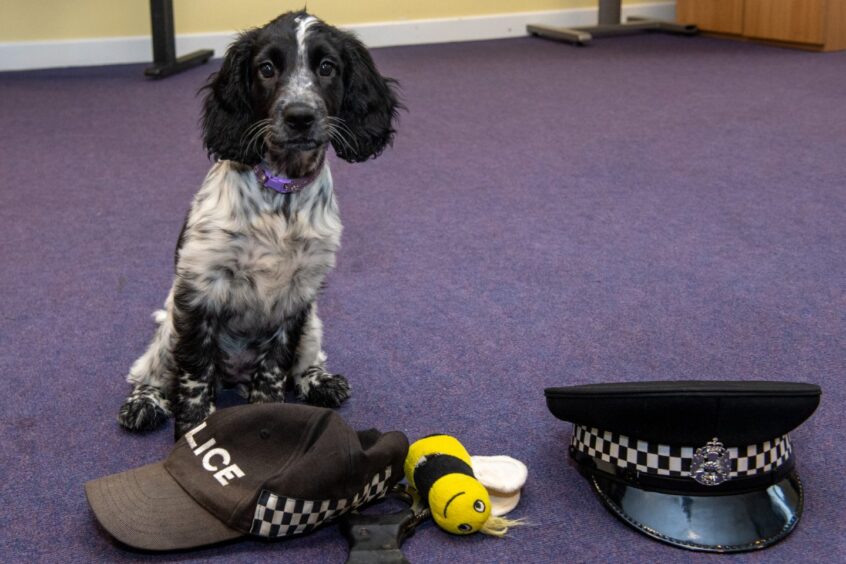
[545,381,821,553]
[85,404,408,550]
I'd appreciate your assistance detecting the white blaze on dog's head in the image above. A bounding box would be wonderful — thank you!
[291,14,319,99]
[296,15,317,56]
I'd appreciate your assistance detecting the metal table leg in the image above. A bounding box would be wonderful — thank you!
[527,0,697,46]
[144,0,213,78]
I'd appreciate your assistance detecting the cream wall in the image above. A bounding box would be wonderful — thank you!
[1,0,655,42]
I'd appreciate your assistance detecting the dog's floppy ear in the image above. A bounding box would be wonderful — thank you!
[334,32,401,163]
[201,30,261,165]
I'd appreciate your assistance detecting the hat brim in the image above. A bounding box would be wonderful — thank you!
[85,462,243,551]
[588,471,803,552]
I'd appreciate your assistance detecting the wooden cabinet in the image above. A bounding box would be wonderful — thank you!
[677,0,744,35]
[744,0,826,44]
[677,0,846,51]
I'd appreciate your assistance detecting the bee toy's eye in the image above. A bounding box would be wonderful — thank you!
[474,500,486,513]
[258,62,275,78]
[458,523,472,533]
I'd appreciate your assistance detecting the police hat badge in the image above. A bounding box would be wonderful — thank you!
[545,381,821,552]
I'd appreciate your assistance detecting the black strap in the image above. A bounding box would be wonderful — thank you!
[341,485,430,564]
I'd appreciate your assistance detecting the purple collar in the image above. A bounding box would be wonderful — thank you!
[253,160,323,194]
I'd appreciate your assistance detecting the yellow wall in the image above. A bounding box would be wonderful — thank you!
[0,0,654,42]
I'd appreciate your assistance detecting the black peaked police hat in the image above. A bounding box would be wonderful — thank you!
[85,404,408,551]
[545,381,821,553]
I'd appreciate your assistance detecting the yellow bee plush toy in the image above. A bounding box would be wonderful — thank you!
[404,435,522,537]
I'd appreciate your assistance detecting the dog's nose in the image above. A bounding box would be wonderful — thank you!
[283,104,316,132]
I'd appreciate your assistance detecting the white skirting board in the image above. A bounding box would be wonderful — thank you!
[0,3,674,72]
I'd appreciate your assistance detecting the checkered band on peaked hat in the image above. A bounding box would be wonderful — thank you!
[251,466,394,538]
[545,381,821,553]
[571,425,793,481]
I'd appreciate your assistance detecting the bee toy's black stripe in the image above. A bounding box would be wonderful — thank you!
[414,454,475,502]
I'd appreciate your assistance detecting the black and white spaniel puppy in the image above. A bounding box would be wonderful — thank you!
[117,11,399,439]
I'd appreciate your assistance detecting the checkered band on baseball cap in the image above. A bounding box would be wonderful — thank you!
[251,465,394,538]
[571,425,793,479]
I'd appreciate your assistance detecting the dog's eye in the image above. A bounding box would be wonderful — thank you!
[258,62,275,79]
[318,60,336,77]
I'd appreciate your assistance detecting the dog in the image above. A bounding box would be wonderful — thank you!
[117,11,400,439]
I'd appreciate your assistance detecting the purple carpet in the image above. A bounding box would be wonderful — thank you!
[1,33,844,562]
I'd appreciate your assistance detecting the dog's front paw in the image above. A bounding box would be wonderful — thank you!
[249,367,287,404]
[298,367,351,408]
[174,417,202,441]
[174,403,215,441]
[173,383,214,441]
[117,385,170,432]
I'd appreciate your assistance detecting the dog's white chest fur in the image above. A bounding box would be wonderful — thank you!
[177,161,341,329]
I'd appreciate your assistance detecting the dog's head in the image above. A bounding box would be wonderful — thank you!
[201,11,400,177]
